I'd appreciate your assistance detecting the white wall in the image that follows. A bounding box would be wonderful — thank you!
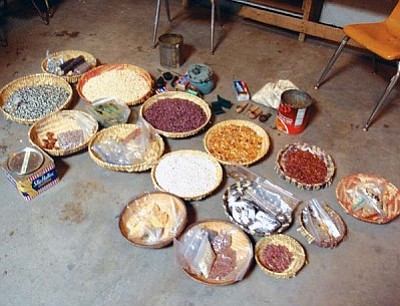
[320,0,397,27]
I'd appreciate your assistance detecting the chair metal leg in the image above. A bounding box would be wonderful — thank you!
[363,60,400,131]
[152,0,162,48]
[31,0,50,25]
[315,36,350,89]
[210,0,216,54]
[165,0,171,22]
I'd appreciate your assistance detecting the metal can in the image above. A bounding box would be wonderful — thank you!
[275,89,313,134]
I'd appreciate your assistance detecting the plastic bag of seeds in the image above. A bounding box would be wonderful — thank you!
[87,97,131,127]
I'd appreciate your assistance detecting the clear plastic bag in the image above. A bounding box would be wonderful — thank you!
[91,118,158,165]
[86,97,131,128]
[347,182,386,218]
[45,50,64,75]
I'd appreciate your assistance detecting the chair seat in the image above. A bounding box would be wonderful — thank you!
[344,22,400,60]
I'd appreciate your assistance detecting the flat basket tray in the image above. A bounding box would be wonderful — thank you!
[88,123,165,172]
[203,119,270,166]
[151,150,223,201]
[0,73,73,125]
[297,203,346,248]
[119,192,187,248]
[28,110,99,156]
[41,50,97,84]
[336,173,400,224]
[140,91,212,139]
[177,219,253,286]
[255,234,306,279]
[76,63,153,106]
[275,142,335,190]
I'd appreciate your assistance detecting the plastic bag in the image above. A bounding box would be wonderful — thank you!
[252,79,298,109]
[347,182,386,218]
[45,50,64,75]
[86,97,131,127]
[91,118,158,165]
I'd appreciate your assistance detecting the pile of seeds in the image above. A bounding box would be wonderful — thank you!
[3,84,70,121]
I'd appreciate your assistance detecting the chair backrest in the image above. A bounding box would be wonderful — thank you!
[385,1,400,38]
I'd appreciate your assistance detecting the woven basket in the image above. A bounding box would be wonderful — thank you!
[177,219,253,286]
[28,110,98,156]
[41,50,97,84]
[119,192,187,248]
[140,91,212,138]
[151,150,223,201]
[336,173,400,224]
[76,64,153,106]
[255,234,306,279]
[275,142,335,190]
[297,203,346,248]
[88,124,165,172]
[0,73,73,125]
[203,119,270,166]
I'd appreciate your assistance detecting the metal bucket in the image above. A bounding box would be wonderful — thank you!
[158,33,183,68]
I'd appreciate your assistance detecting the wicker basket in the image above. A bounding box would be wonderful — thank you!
[119,192,187,248]
[255,234,306,279]
[336,173,400,224]
[177,219,253,286]
[275,142,335,190]
[203,119,270,166]
[297,203,347,248]
[151,150,223,201]
[76,64,153,106]
[41,50,97,84]
[140,91,212,138]
[0,73,73,125]
[28,110,98,156]
[88,124,165,172]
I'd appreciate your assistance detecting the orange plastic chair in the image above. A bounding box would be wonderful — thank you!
[315,3,400,131]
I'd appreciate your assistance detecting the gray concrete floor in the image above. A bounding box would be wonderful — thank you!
[0,1,399,305]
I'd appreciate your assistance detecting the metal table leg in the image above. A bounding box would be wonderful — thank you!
[31,0,53,25]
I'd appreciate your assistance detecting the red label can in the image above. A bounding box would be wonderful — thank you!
[275,89,313,134]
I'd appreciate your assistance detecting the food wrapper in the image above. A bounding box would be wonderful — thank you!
[86,97,131,127]
[91,118,158,165]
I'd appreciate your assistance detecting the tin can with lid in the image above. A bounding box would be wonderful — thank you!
[275,89,313,134]
[2,146,59,201]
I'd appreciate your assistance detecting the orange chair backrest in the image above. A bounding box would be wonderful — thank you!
[385,1,400,38]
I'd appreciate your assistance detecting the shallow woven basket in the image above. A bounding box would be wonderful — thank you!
[275,142,335,191]
[297,203,347,248]
[28,110,99,156]
[41,50,97,84]
[88,124,165,172]
[336,173,400,224]
[0,73,73,125]
[151,150,223,201]
[203,119,270,166]
[255,234,306,279]
[76,63,153,106]
[177,219,253,286]
[119,192,187,249]
[140,91,212,138]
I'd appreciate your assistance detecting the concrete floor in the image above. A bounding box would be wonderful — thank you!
[0,1,399,305]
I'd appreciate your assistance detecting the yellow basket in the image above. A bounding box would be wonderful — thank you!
[28,110,99,156]
[0,73,73,125]
[41,50,97,84]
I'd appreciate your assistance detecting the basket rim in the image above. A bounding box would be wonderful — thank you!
[40,50,97,84]
[177,219,253,286]
[203,119,270,166]
[76,63,153,106]
[28,110,99,156]
[88,123,165,172]
[140,91,212,139]
[275,142,335,191]
[0,73,73,125]
[255,234,306,279]
[150,149,223,201]
[336,173,400,224]
[119,191,187,248]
